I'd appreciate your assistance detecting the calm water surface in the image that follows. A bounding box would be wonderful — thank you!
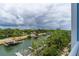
[0,39,32,56]
[0,35,49,56]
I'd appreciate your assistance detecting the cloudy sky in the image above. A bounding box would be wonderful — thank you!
[0,3,71,30]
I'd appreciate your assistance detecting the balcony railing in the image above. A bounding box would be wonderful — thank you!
[69,42,79,56]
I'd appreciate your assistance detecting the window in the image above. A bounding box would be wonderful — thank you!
[0,3,71,56]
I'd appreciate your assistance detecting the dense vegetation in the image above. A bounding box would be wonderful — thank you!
[0,28,35,39]
[0,29,71,56]
[0,29,25,39]
[0,29,50,39]
[32,30,71,56]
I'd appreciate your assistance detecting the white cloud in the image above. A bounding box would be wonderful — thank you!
[0,3,71,30]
